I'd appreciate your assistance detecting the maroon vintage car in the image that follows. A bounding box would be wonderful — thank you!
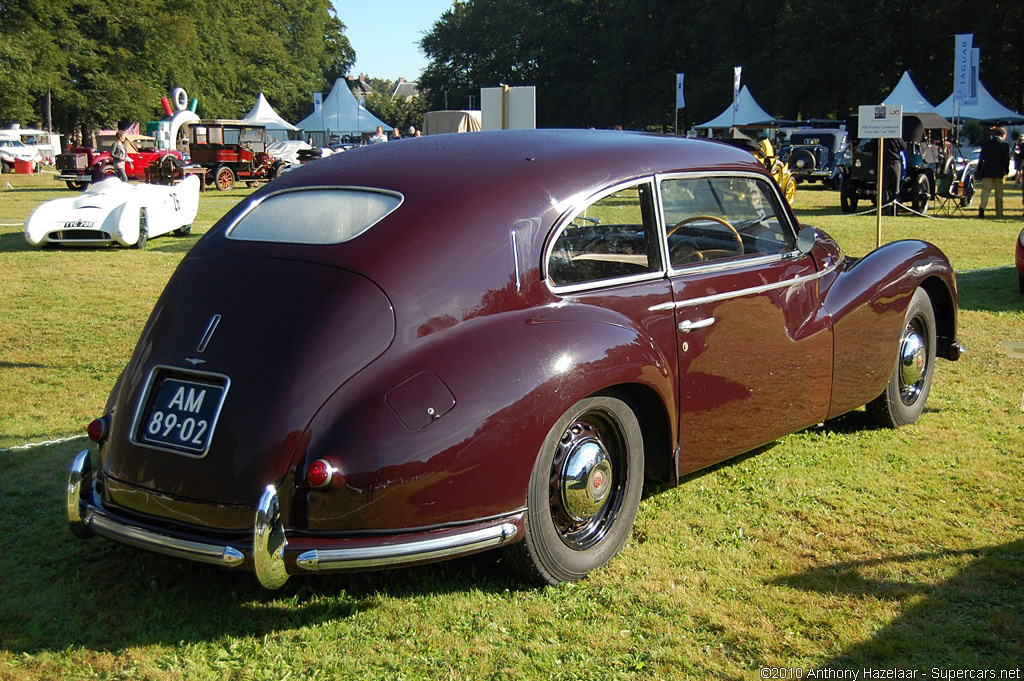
[67,130,962,589]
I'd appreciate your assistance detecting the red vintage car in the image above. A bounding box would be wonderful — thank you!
[54,133,181,190]
[67,130,962,589]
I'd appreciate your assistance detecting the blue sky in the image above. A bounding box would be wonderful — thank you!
[333,1,455,81]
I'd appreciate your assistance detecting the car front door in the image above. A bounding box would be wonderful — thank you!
[658,173,833,474]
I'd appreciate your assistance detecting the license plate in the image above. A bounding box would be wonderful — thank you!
[134,371,228,456]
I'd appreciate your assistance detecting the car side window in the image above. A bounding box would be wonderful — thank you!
[548,182,661,287]
[661,176,795,269]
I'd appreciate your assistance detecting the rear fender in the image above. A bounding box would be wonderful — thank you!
[293,306,677,533]
[823,240,957,418]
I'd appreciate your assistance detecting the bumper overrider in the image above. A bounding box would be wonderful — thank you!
[67,450,522,589]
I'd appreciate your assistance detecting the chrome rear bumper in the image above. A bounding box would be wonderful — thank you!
[67,450,521,589]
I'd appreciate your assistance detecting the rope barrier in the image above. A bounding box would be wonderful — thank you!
[0,434,88,455]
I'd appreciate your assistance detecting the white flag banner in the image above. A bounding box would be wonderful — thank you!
[953,34,972,101]
[676,73,685,109]
[733,66,742,112]
[965,47,980,106]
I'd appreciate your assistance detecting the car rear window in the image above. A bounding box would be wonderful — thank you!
[227,188,402,244]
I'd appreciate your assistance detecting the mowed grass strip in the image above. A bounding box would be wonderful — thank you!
[0,171,1022,679]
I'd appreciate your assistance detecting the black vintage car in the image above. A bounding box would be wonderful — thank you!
[785,127,848,188]
[838,114,951,215]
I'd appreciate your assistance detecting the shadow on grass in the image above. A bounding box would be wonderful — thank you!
[770,540,1024,668]
[956,266,1023,313]
[0,443,528,655]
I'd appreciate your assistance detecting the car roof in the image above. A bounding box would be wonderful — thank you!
[269,128,762,211]
[199,129,771,303]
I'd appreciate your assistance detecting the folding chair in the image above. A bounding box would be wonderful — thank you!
[934,174,965,217]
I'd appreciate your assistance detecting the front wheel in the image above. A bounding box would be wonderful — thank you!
[783,175,797,206]
[867,288,936,427]
[506,394,644,585]
[65,180,88,190]
[133,209,148,249]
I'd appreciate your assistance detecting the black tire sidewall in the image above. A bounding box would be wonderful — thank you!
[520,395,644,584]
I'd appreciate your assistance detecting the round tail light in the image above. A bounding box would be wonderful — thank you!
[87,417,109,444]
[307,459,335,489]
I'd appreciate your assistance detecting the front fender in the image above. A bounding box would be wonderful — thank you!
[292,305,676,534]
[823,239,957,418]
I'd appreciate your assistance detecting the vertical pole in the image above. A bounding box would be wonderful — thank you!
[501,84,510,130]
[876,137,884,249]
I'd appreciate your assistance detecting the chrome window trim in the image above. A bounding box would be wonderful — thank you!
[648,258,839,311]
[654,170,802,277]
[224,185,404,243]
[545,177,663,294]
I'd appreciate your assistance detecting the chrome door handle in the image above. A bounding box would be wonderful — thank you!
[678,317,715,333]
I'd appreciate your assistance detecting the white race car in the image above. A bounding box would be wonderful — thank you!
[24,176,200,249]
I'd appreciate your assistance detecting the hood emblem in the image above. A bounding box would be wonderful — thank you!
[186,314,222,365]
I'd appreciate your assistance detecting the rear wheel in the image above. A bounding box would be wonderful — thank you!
[173,223,191,237]
[867,288,936,427]
[912,174,931,215]
[506,395,644,585]
[961,173,976,207]
[840,181,858,213]
[215,165,235,191]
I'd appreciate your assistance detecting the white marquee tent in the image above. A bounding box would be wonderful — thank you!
[695,86,778,129]
[936,79,1024,124]
[879,71,945,116]
[295,78,390,140]
[243,93,298,143]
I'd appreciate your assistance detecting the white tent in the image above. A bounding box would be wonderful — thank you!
[880,71,943,116]
[295,78,390,140]
[695,86,777,129]
[936,79,1024,124]
[243,93,298,143]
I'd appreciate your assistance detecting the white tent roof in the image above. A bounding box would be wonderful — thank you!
[936,79,1024,123]
[243,93,298,131]
[295,78,389,135]
[880,71,943,115]
[695,86,777,128]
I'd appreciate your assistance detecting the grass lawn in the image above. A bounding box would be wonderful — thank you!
[0,169,1022,679]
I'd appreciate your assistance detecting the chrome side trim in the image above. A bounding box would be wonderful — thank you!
[648,259,839,312]
[67,449,94,539]
[253,485,289,589]
[296,520,520,572]
[86,511,244,567]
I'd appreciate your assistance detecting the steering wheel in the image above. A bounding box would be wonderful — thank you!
[667,215,744,256]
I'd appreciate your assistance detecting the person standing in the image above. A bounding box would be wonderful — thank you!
[976,127,1010,218]
[369,126,387,144]
[109,130,129,182]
